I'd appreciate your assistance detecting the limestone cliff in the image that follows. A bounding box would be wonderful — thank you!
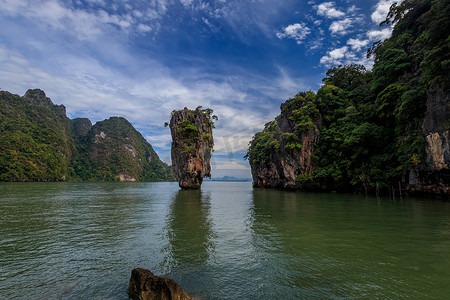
[247,93,321,189]
[169,107,215,189]
[409,82,450,195]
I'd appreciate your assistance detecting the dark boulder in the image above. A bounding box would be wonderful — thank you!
[128,268,191,300]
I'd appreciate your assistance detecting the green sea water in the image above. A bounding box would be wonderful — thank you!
[1,182,449,299]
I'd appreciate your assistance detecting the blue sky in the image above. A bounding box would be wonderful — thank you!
[0,0,399,178]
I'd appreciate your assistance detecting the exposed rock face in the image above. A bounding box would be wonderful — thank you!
[24,89,54,106]
[422,84,450,171]
[24,88,67,115]
[409,83,450,196]
[170,107,214,189]
[425,132,449,171]
[249,94,321,189]
[128,268,191,300]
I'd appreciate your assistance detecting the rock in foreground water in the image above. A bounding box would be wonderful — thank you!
[169,107,215,189]
[128,268,191,300]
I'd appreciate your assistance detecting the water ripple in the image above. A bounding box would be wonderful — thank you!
[1,182,450,299]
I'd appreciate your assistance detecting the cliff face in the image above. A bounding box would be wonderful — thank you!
[248,93,321,189]
[0,89,175,182]
[409,83,450,195]
[422,83,450,171]
[169,107,214,189]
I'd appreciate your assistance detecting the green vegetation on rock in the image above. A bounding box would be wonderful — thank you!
[169,107,215,189]
[70,117,175,181]
[247,0,449,194]
[0,90,175,182]
[0,90,74,181]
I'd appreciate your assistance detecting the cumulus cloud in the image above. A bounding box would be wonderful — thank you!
[0,0,170,40]
[366,1,403,42]
[320,46,348,65]
[367,27,392,41]
[329,18,352,35]
[347,38,369,51]
[276,23,311,44]
[137,23,152,33]
[317,0,402,70]
[316,2,345,18]
[371,0,398,24]
[319,45,372,68]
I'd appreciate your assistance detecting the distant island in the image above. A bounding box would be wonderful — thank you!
[205,176,252,182]
[0,89,175,182]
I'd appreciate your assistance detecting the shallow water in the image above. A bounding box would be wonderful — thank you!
[1,182,449,299]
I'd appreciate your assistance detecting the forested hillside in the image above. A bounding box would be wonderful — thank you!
[0,89,175,182]
[246,0,449,196]
[70,116,175,181]
[0,89,75,181]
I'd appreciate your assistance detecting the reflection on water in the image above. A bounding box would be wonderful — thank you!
[0,182,179,299]
[1,182,450,299]
[165,189,214,270]
[250,189,450,299]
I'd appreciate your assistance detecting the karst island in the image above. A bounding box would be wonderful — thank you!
[168,106,217,189]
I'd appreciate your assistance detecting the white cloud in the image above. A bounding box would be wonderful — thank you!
[98,10,134,30]
[0,0,172,40]
[307,38,324,51]
[371,0,398,24]
[317,0,401,71]
[0,1,104,40]
[347,38,369,51]
[367,27,392,41]
[327,46,347,60]
[320,45,373,68]
[316,2,345,18]
[179,0,194,7]
[137,23,152,33]
[347,5,358,13]
[212,158,250,171]
[329,18,352,35]
[209,161,251,178]
[276,23,311,45]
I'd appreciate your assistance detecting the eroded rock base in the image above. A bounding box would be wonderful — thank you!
[128,268,191,300]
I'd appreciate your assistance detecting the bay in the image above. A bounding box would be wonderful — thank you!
[1,182,449,299]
